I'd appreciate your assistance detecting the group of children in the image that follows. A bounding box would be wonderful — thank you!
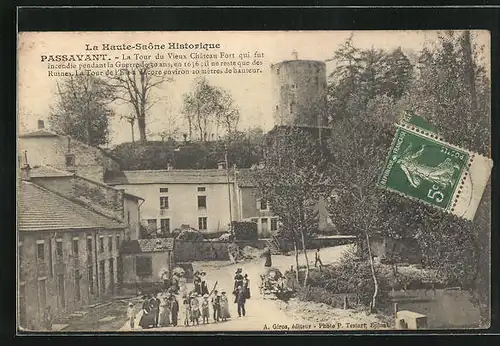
[182,289,230,326]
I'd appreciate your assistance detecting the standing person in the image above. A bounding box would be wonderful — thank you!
[243,274,251,299]
[315,247,323,269]
[190,293,200,326]
[201,294,210,324]
[220,291,230,321]
[43,306,53,331]
[200,272,209,296]
[152,294,161,327]
[235,286,247,317]
[178,272,188,298]
[193,271,202,295]
[171,273,180,294]
[158,296,169,327]
[211,289,221,322]
[234,268,244,292]
[170,294,179,327]
[264,247,272,267]
[139,295,153,329]
[182,295,191,327]
[127,302,136,329]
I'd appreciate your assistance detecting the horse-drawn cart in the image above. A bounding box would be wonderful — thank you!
[259,267,293,300]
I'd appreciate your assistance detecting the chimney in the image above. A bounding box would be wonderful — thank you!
[37,120,45,129]
[20,150,31,181]
[218,161,226,170]
[292,50,298,60]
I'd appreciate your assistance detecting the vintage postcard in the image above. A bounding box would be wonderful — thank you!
[17,30,492,332]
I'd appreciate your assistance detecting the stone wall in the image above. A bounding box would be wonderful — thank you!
[174,240,230,262]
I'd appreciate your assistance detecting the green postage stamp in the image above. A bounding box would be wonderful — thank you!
[378,122,493,221]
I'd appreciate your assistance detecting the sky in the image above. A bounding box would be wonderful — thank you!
[17,30,490,147]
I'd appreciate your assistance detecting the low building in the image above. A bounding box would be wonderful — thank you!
[120,238,174,291]
[18,175,126,330]
[105,164,240,235]
[30,165,143,241]
[19,120,122,183]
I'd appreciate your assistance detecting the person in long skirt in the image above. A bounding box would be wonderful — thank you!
[220,291,230,321]
[234,268,244,292]
[193,271,202,295]
[201,294,210,324]
[170,294,179,327]
[139,295,154,329]
[200,272,209,296]
[178,273,188,298]
[190,293,200,325]
[158,296,170,327]
[243,274,251,299]
[264,248,272,267]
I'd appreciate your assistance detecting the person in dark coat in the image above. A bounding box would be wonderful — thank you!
[139,295,154,328]
[193,271,202,295]
[243,274,251,299]
[234,268,244,292]
[169,294,179,326]
[200,271,209,295]
[264,248,272,267]
[235,286,247,317]
[211,290,221,322]
[151,294,160,327]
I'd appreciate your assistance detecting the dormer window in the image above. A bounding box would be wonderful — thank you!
[65,154,75,166]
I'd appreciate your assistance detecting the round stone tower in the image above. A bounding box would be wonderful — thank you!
[270,53,327,128]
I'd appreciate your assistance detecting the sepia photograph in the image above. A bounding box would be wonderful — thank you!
[17,30,492,332]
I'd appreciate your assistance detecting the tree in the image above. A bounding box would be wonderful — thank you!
[182,77,240,141]
[108,66,170,143]
[325,31,491,321]
[48,75,114,146]
[252,127,332,286]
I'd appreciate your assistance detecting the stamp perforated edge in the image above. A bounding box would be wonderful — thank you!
[378,122,492,221]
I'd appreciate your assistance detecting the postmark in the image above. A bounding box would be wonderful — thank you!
[378,122,492,221]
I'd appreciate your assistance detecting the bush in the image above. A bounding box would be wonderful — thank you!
[232,221,258,240]
[300,250,391,307]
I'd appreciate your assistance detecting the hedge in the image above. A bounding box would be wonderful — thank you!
[232,221,258,240]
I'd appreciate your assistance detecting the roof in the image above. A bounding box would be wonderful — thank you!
[18,181,125,232]
[235,168,257,187]
[105,169,236,185]
[121,238,174,254]
[19,129,58,138]
[30,165,74,178]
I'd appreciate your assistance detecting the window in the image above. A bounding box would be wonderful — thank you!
[198,217,208,231]
[88,265,94,295]
[160,196,169,209]
[159,187,169,193]
[57,274,66,309]
[65,154,75,166]
[197,187,206,192]
[160,219,170,234]
[136,256,152,277]
[99,260,105,294]
[86,237,92,253]
[116,235,121,251]
[37,242,45,260]
[198,195,207,209]
[261,218,269,232]
[108,236,113,252]
[72,238,79,255]
[109,258,115,292]
[99,236,104,252]
[74,270,81,301]
[259,199,268,210]
[271,218,278,231]
[127,211,130,225]
[56,239,63,257]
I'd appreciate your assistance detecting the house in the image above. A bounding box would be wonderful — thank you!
[120,238,174,291]
[29,164,144,241]
[105,163,240,234]
[236,168,280,238]
[18,168,126,330]
[19,120,122,183]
